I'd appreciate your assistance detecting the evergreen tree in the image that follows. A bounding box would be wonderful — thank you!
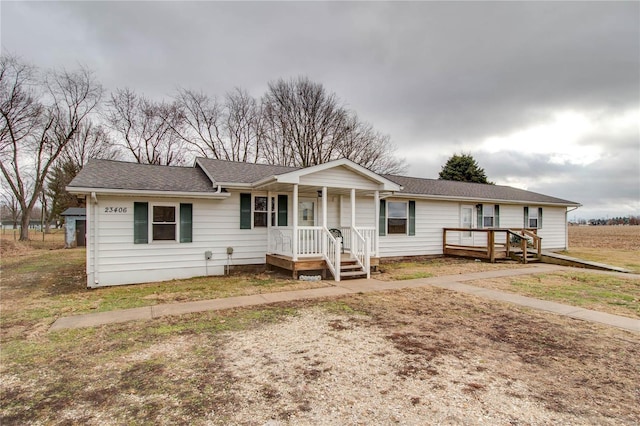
[438,153,493,184]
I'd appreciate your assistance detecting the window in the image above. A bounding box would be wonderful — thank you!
[240,193,288,229]
[379,200,416,236]
[525,207,543,229]
[483,204,495,228]
[479,204,500,228]
[254,196,268,227]
[133,202,192,244]
[153,205,176,241]
[388,202,407,234]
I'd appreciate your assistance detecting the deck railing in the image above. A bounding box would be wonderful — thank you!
[442,228,541,263]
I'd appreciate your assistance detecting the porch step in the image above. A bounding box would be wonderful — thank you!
[340,270,368,279]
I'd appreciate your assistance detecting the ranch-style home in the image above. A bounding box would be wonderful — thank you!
[67,158,580,288]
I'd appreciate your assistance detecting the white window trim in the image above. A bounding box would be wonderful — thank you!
[150,202,179,243]
[528,206,539,229]
[483,204,495,228]
[387,201,408,235]
[253,195,268,228]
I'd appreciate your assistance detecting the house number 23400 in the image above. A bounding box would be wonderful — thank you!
[104,207,128,213]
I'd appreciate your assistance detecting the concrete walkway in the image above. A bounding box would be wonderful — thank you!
[49,264,640,333]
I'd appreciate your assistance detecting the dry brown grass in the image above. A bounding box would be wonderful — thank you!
[566,225,640,272]
[569,225,640,250]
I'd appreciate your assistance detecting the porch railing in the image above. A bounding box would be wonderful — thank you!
[339,226,376,257]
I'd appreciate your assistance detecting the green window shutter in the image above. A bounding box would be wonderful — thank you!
[379,199,386,236]
[240,193,251,229]
[477,204,483,229]
[538,207,543,229]
[180,203,193,243]
[495,205,500,228]
[133,202,148,244]
[408,200,416,236]
[277,194,288,226]
[524,206,529,228]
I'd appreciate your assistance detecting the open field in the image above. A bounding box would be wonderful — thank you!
[1,225,639,424]
[565,225,640,272]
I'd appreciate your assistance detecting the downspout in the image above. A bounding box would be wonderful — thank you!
[91,192,99,286]
[213,185,222,194]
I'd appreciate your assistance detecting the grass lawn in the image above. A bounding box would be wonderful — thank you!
[561,247,640,273]
[468,271,640,319]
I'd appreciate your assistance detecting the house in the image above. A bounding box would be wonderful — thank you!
[61,207,87,248]
[67,158,581,288]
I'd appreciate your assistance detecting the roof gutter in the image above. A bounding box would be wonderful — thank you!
[393,192,582,207]
[66,187,231,199]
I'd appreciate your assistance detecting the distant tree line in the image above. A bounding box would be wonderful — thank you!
[1,56,406,240]
[570,216,640,226]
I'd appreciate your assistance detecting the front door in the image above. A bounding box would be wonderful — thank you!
[298,199,316,226]
[460,205,474,245]
[76,220,86,247]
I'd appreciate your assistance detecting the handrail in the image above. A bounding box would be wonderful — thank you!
[350,227,370,279]
[322,227,341,282]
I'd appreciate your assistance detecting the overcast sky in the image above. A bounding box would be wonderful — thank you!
[2,1,638,220]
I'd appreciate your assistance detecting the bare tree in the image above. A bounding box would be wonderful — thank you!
[62,120,119,168]
[337,115,406,174]
[260,76,405,173]
[0,55,102,240]
[174,87,262,162]
[1,191,20,228]
[106,88,186,166]
[223,88,262,162]
[173,88,225,159]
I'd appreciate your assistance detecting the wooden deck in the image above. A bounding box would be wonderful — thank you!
[266,253,380,279]
[443,228,542,263]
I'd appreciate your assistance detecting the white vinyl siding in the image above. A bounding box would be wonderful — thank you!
[85,192,570,287]
[379,199,459,258]
[87,193,270,287]
[298,166,381,190]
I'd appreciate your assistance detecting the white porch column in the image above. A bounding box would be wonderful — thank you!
[322,186,328,228]
[374,190,380,257]
[350,188,356,228]
[292,184,298,260]
[322,186,328,258]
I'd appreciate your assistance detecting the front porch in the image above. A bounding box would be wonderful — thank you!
[266,225,379,281]
[252,160,402,281]
[266,252,381,280]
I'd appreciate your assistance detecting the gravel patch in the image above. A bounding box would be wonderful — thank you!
[217,307,585,425]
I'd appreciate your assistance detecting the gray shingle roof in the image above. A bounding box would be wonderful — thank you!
[60,207,86,216]
[68,158,579,206]
[68,159,217,193]
[196,157,300,183]
[383,174,579,205]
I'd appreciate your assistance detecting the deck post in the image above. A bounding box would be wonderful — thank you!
[292,184,298,261]
[488,230,495,263]
[442,228,447,254]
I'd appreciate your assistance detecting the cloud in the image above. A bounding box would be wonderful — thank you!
[1,1,638,218]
